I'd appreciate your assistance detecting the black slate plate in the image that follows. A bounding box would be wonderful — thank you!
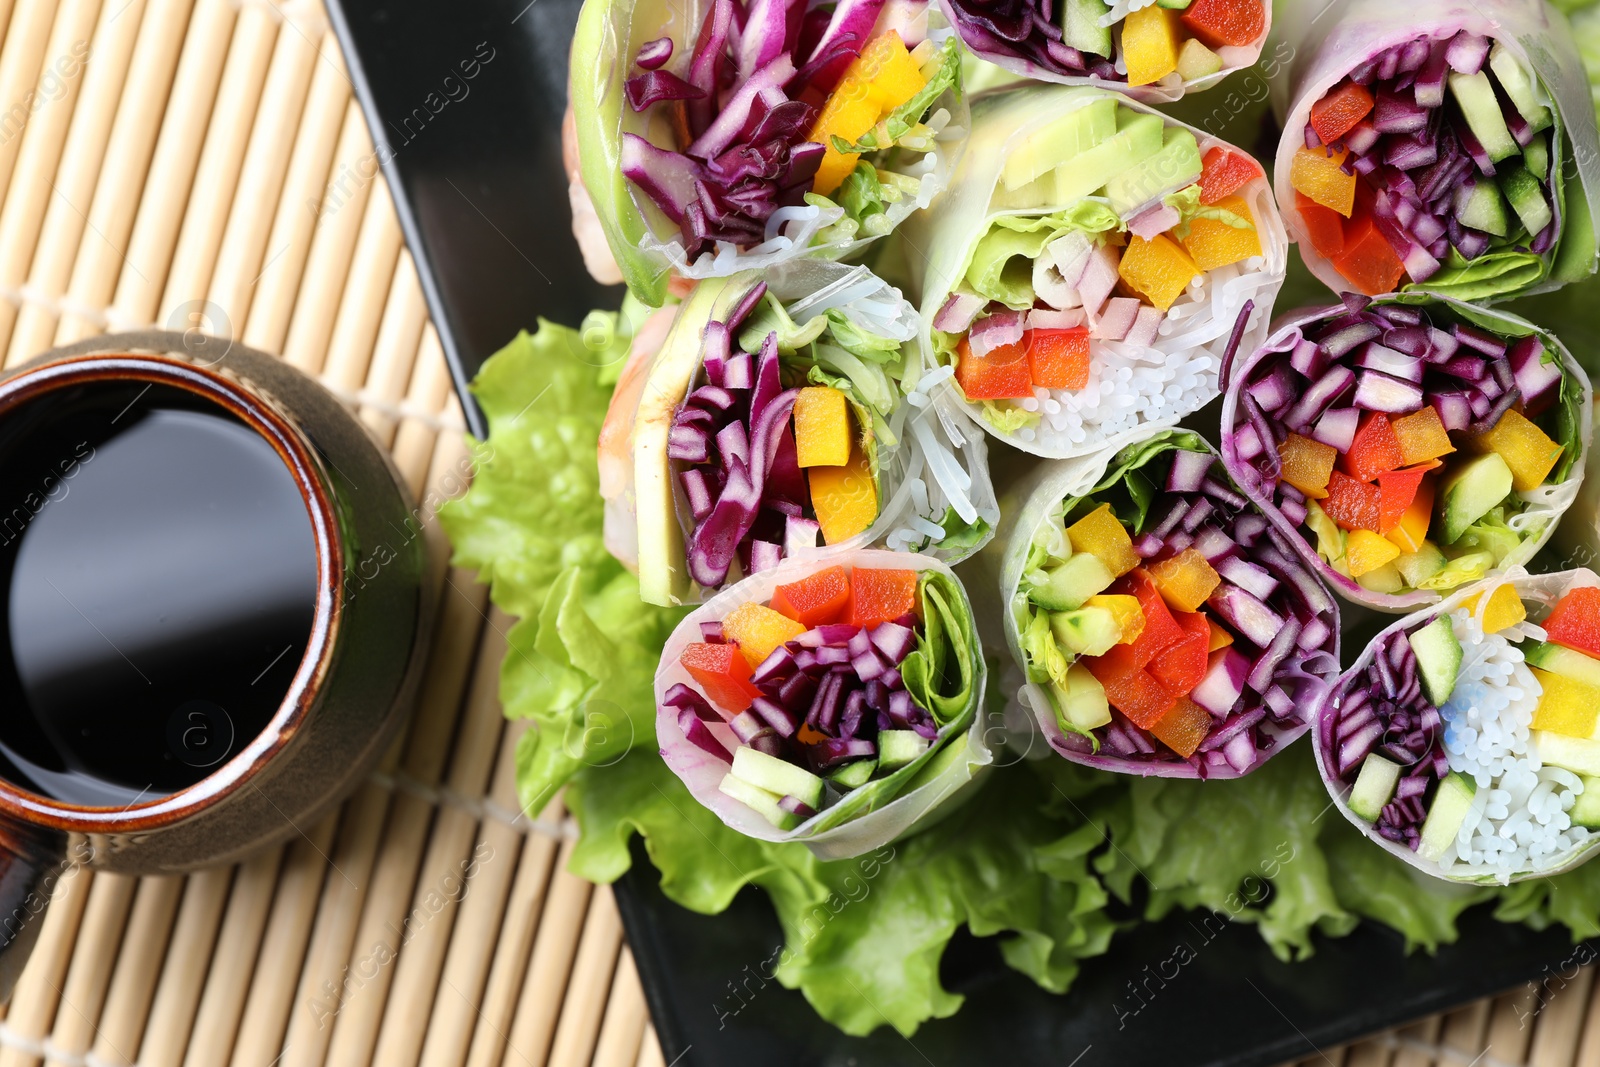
[324,2,1599,1063]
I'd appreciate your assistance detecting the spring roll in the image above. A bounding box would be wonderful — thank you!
[1317,570,1600,883]
[1273,0,1600,301]
[997,428,1339,777]
[938,0,1269,101]
[570,0,967,305]
[911,85,1287,459]
[657,550,987,858]
[1221,293,1591,612]
[600,259,999,607]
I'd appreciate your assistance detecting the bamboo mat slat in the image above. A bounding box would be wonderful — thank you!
[0,2,1589,1066]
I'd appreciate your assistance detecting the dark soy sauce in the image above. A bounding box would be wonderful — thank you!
[0,381,317,807]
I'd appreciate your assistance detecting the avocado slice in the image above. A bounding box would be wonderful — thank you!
[1001,96,1118,191]
[1349,753,1400,822]
[1029,552,1115,612]
[1049,663,1112,732]
[1060,0,1114,58]
[1449,70,1519,163]
[1409,615,1463,707]
[1417,772,1477,863]
[1100,127,1202,216]
[1499,165,1553,238]
[1524,641,1600,690]
[1050,605,1122,657]
[732,746,825,810]
[1435,453,1513,545]
[1052,109,1166,204]
[1456,180,1510,238]
[878,730,931,772]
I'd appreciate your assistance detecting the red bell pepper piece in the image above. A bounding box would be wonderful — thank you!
[1115,568,1185,667]
[1376,462,1439,535]
[846,568,920,629]
[1181,0,1266,48]
[1027,327,1090,389]
[1083,644,1176,729]
[1322,470,1382,532]
[955,335,1033,400]
[1199,146,1263,205]
[1295,192,1346,258]
[1343,411,1406,482]
[770,565,851,626]
[1332,208,1406,296]
[1542,587,1600,659]
[1309,82,1376,147]
[1146,611,1211,696]
[680,641,763,714]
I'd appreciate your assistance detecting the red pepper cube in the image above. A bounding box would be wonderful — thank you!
[1309,82,1376,147]
[1027,327,1090,390]
[1332,210,1406,296]
[1146,611,1211,696]
[846,567,920,629]
[1295,192,1346,259]
[1543,587,1600,659]
[770,565,851,626]
[1115,568,1185,667]
[1322,470,1382,532]
[1199,146,1263,205]
[680,641,763,715]
[1376,462,1438,534]
[1083,644,1177,730]
[1148,695,1212,758]
[1181,0,1266,48]
[1342,411,1406,482]
[955,335,1033,400]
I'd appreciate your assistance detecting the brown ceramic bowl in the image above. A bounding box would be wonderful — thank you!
[0,331,433,996]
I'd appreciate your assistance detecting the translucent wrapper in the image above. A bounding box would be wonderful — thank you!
[1316,569,1600,884]
[656,549,989,858]
[1220,294,1592,613]
[1271,0,1600,301]
[570,0,969,306]
[994,428,1339,778]
[934,0,1270,103]
[600,259,999,607]
[908,84,1287,460]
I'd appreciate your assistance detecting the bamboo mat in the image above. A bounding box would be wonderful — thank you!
[0,2,1586,1066]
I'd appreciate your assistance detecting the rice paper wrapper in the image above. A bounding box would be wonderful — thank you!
[605,258,1000,607]
[933,0,1270,103]
[569,0,969,305]
[1315,568,1600,884]
[1270,0,1600,301]
[907,84,1287,460]
[994,427,1339,778]
[655,549,990,859]
[1221,293,1592,614]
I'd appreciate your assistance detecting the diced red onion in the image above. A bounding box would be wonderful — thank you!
[679,708,732,761]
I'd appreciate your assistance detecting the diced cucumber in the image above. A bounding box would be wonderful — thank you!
[1355,561,1404,594]
[1029,552,1115,611]
[1060,0,1113,58]
[1524,641,1600,690]
[1409,615,1463,707]
[1455,180,1510,238]
[1395,542,1447,587]
[1176,38,1222,81]
[1001,96,1117,191]
[878,730,931,772]
[719,773,799,830]
[829,758,876,790]
[1053,109,1165,204]
[1349,753,1401,822]
[1155,0,1192,7]
[731,746,825,810]
[1049,663,1112,732]
[1100,126,1202,216]
[1532,730,1600,776]
[1050,606,1122,657]
[1572,776,1600,830]
[1499,165,1553,238]
[1487,43,1552,135]
[1418,772,1477,863]
[1523,132,1549,181]
[1449,70,1519,163]
[1436,453,1513,545]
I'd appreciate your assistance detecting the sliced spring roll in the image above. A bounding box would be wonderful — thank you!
[1273,0,1600,300]
[997,429,1339,777]
[911,85,1287,459]
[657,550,987,858]
[600,259,999,607]
[1221,293,1592,612]
[938,0,1269,101]
[570,0,967,305]
[1317,571,1600,883]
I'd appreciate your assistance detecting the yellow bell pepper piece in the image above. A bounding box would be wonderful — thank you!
[1147,548,1222,613]
[1122,6,1181,87]
[1066,503,1140,577]
[1384,481,1434,553]
[1278,432,1336,500]
[723,603,807,669]
[1392,407,1456,467]
[808,445,877,545]
[1181,196,1262,271]
[808,31,926,196]
[1463,583,1527,633]
[1117,234,1198,311]
[1086,594,1145,645]
[793,386,852,468]
[1289,146,1356,217]
[1346,528,1401,577]
[1466,408,1563,492]
[1207,617,1233,652]
[1530,667,1600,737]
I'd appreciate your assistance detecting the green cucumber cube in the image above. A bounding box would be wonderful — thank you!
[1449,71,1519,163]
[719,773,800,830]
[1349,753,1401,822]
[1487,43,1552,134]
[1522,132,1549,181]
[1499,165,1553,239]
[1029,552,1115,611]
[878,730,931,772]
[829,758,876,790]
[1455,180,1510,238]
[1060,0,1113,58]
[1572,776,1600,830]
[731,746,825,810]
[1436,452,1513,545]
[1409,615,1463,707]
[1418,772,1477,864]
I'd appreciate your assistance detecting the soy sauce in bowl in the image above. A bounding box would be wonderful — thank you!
[0,380,318,807]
